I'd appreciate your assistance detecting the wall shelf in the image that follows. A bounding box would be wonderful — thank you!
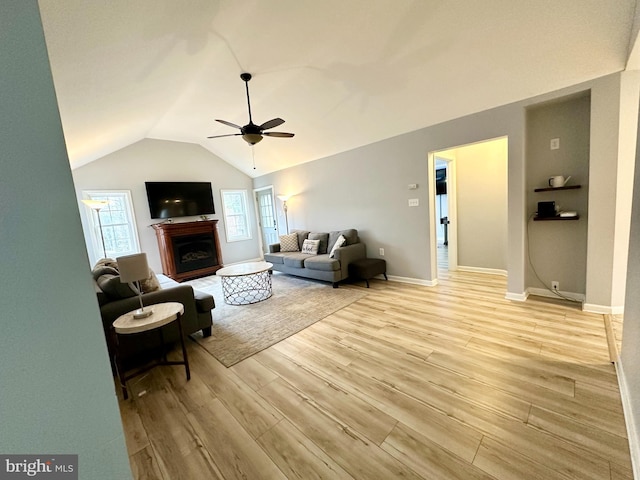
[534,185,582,192]
[533,215,580,221]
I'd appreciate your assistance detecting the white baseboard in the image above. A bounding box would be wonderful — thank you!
[387,275,438,287]
[457,265,507,276]
[616,360,640,480]
[527,287,585,303]
[225,257,263,267]
[505,291,529,302]
[582,303,625,314]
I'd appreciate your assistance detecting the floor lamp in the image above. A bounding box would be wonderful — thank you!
[82,199,109,259]
[277,195,291,234]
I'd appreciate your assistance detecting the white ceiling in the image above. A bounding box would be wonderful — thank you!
[39,0,637,178]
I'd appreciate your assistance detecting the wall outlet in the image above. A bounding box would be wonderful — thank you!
[408,183,418,190]
[552,281,559,291]
[550,138,560,150]
[408,198,419,207]
[379,248,385,256]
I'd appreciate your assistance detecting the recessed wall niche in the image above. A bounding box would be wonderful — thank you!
[525,92,590,296]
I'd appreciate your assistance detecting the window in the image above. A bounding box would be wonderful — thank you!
[221,189,252,242]
[82,190,140,263]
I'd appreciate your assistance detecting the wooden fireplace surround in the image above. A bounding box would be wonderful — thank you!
[151,220,223,281]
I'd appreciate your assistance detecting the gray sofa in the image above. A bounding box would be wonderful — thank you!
[92,262,214,370]
[264,229,366,287]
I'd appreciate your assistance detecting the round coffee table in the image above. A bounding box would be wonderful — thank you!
[216,261,273,305]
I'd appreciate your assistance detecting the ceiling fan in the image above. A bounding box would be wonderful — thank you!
[207,73,295,145]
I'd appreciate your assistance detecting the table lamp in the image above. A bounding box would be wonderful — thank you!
[117,253,153,319]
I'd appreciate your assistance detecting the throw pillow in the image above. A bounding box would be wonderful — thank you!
[329,234,346,258]
[139,268,161,293]
[308,232,329,254]
[301,239,320,255]
[279,233,300,252]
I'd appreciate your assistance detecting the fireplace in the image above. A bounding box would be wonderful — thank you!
[152,220,223,281]
[173,234,218,274]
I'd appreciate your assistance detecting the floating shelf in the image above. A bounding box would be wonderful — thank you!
[534,215,580,221]
[534,185,582,193]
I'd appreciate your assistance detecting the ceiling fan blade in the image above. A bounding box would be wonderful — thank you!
[207,133,243,139]
[263,132,295,138]
[215,119,242,130]
[260,118,285,130]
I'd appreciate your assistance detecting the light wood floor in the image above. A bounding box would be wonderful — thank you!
[117,270,633,480]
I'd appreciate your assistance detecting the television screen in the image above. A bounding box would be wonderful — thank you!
[145,182,215,219]
[436,168,447,195]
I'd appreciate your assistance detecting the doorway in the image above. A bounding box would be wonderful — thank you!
[428,136,508,284]
[254,186,278,254]
[435,158,452,273]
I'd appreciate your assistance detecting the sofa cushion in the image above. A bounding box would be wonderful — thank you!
[308,232,329,254]
[283,253,310,268]
[291,230,310,250]
[264,252,286,264]
[329,234,347,258]
[301,239,320,255]
[96,274,139,300]
[304,254,340,272]
[328,229,358,252]
[279,233,299,252]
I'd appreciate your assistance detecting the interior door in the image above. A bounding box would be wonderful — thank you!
[256,188,278,253]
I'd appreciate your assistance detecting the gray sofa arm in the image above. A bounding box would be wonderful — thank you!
[269,243,281,253]
[334,242,367,279]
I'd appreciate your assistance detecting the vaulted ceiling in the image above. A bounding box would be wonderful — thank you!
[39,0,637,177]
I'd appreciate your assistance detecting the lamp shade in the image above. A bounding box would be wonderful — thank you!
[277,194,290,202]
[81,199,109,210]
[117,253,149,283]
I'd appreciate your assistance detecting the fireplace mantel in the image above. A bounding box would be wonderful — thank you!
[151,220,223,281]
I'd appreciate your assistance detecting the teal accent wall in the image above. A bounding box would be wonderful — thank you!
[0,2,132,478]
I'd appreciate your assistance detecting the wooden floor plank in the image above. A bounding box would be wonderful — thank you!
[187,398,286,480]
[117,271,631,480]
[256,419,356,480]
[257,377,424,480]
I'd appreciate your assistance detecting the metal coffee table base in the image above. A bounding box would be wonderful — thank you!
[221,269,273,305]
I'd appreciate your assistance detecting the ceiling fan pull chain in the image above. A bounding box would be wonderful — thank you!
[252,145,256,170]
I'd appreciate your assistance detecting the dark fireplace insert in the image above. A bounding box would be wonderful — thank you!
[172,234,219,274]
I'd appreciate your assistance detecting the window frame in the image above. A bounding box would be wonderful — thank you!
[221,189,252,242]
[82,190,140,263]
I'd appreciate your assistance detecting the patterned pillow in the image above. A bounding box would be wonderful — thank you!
[329,234,346,258]
[301,239,320,255]
[279,233,300,252]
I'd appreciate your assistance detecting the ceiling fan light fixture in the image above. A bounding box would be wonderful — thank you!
[242,133,263,145]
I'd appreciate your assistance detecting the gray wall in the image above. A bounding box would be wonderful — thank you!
[255,105,524,285]
[72,139,262,272]
[454,139,508,271]
[621,93,640,479]
[0,2,131,477]
[254,73,628,305]
[526,94,591,294]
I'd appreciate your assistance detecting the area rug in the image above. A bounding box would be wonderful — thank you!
[184,272,366,367]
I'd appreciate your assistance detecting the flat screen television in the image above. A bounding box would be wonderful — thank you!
[436,168,447,195]
[145,181,215,219]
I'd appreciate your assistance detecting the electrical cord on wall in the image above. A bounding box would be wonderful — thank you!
[526,212,581,303]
